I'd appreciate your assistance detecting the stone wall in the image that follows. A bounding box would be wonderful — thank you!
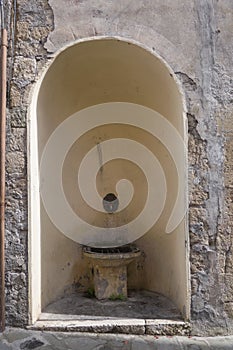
[4,0,233,336]
[5,0,53,326]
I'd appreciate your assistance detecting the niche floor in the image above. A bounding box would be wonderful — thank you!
[30,290,190,335]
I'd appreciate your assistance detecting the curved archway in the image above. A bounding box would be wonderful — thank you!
[29,37,190,323]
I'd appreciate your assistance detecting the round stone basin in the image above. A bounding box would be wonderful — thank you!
[83,245,141,299]
[83,245,141,266]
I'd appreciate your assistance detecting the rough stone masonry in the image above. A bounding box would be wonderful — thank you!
[3,0,233,336]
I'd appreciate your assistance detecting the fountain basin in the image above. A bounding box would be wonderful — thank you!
[83,245,141,300]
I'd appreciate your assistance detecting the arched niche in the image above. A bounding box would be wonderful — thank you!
[28,37,190,324]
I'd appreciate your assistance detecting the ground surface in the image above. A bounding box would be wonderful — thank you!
[1,328,233,349]
[44,290,182,320]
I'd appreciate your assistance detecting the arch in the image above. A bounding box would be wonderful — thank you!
[28,37,190,324]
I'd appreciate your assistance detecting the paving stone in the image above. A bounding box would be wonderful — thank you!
[4,328,30,343]
[19,337,45,349]
[1,329,233,350]
[0,341,12,350]
[63,336,104,350]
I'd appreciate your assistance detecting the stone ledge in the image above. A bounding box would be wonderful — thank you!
[145,319,191,336]
[28,317,190,336]
[28,319,145,334]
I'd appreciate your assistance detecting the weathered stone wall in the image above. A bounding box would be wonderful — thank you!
[185,1,233,335]
[4,0,233,336]
[5,0,53,326]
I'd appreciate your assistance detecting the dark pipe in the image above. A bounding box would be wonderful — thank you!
[0,27,7,332]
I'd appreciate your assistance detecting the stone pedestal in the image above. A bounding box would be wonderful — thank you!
[93,263,127,299]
